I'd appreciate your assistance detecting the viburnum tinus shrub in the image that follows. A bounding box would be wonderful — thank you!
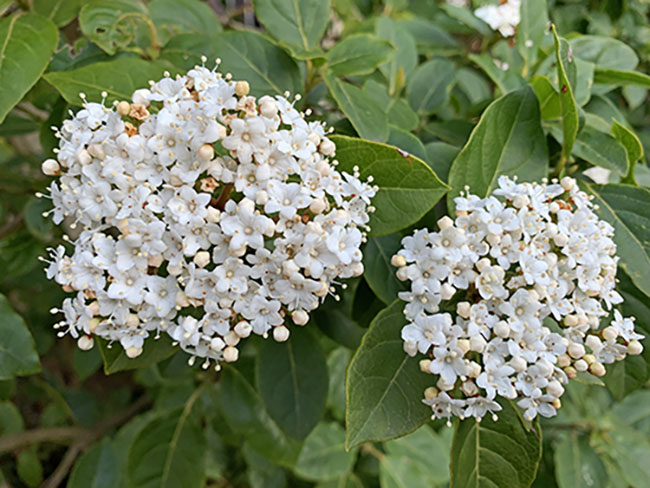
[392,176,644,423]
[39,63,376,368]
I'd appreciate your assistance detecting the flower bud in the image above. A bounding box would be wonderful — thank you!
[469,335,486,353]
[419,359,432,373]
[602,326,618,342]
[292,310,309,326]
[436,377,455,391]
[148,254,164,268]
[574,359,588,372]
[440,283,456,300]
[391,254,407,268]
[350,262,364,277]
[126,346,143,359]
[461,380,479,396]
[554,233,568,247]
[255,190,269,206]
[476,258,491,272]
[589,362,606,377]
[224,330,240,346]
[77,149,92,165]
[132,89,150,105]
[235,80,250,97]
[273,325,290,342]
[216,122,227,140]
[234,321,252,338]
[175,290,190,308]
[560,176,575,191]
[116,101,131,116]
[259,97,277,118]
[557,354,571,367]
[468,361,482,378]
[583,354,595,365]
[403,340,417,357]
[206,207,221,223]
[568,343,585,359]
[41,159,60,176]
[564,366,577,379]
[193,251,210,268]
[126,313,139,328]
[494,320,510,338]
[552,398,562,409]
[198,143,214,162]
[513,194,530,209]
[547,380,564,398]
[628,340,643,355]
[456,301,470,319]
[210,337,225,351]
[437,216,453,229]
[315,281,329,297]
[509,356,527,373]
[223,346,239,362]
[77,335,94,351]
[319,138,335,156]
[457,339,470,355]
[309,198,326,214]
[88,143,105,160]
[424,386,439,400]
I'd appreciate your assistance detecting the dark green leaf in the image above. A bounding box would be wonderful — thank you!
[253,0,329,58]
[447,86,548,212]
[424,141,459,183]
[468,54,525,94]
[345,300,432,449]
[294,422,356,481]
[516,0,549,67]
[0,294,40,380]
[363,234,407,305]
[326,34,394,77]
[327,348,351,421]
[406,58,455,115]
[16,448,43,487]
[97,335,177,374]
[149,0,221,45]
[0,13,58,124]
[386,125,427,162]
[44,58,171,106]
[362,80,418,132]
[552,25,579,159]
[375,17,418,95]
[570,124,628,175]
[68,439,119,488]
[33,0,85,27]
[440,3,492,36]
[450,400,542,488]
[257,326,328,440]
[554,432,607,488]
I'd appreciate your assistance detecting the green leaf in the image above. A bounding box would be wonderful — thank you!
[312,279,366,350]
[79,0,151,55]
[127,399,206,488]
[44,58,171,106]
[552,25,579,159]
[149,0,221,45]
[423,119,473,147]
[16,448,43,487]
[97,335,177,374]
[468,54,525,94]
[325,73,389,142]
[242,443,288,488]
[611,119,644,183]
[33,0,85,27]
[582,183,650,298]
[531,75,561,119]
[257,326,328,440]
[332,135,448,236]
[455,67,491,105]
[0,13,58,124]
[68,439,119,488]
[326,34,394,77]
[380,425,451,487]
[570,36,638,72]
[516,0,549,68]
[612,390,650,426]
[554,432,607,488]
[345,300,432,449]
[570,124,628,175]
[0,294,40,380]
[362,80,418,132]
[159,33,218,71]
[294,422,356,481]
[327,348,351,421]
[424,141,459,183]
[450,400,542,488]
[0,400,24,436]
[212,31,303,97]
[406,58,455,115]
[387,125,427,162]
[607,425,650,488]
[447,86,548,212]
[253,0,330,58]
[439,3,492,36]
[219,366,302,466]
[363,234,407,305]
[593,68,650,87]
[375,17,418,95]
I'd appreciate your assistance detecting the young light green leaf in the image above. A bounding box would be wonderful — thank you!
[253,0,330,58]
[294,422,356,482]
[554,432,608,488]
[325,73,389,142]
[97,335,177,374]
[363,235,407,305]
[149,0,221,45]
[447,86,548,212]
[257,326,328,440]
[44,58,171,106]
[375,17,418,95]
[205,31,304,97]
[127,397,206,488]
[0,294,40,380]
[79,0,151,55]
[331,135,449,236]
[0,13,58,124]
[406,58,455,115]
[552,25,579,159]
[594,68,650,87]
[450,400,542,488]
[326,34,394,77]
[68,439,119,488]
[582,183,650,298]
[516,0,548,68]
[345,300,432,449]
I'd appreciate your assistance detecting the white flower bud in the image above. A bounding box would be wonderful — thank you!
[552,398,562,409]
[41,159,61,176]
[282,260,300,277]
[292,310,309,326]
[216,122,227,139]
[148,254,164,268]
[486,233,501,246]
[126,313,139,328]
[259,97,277,118]
[460,380,479,397]
[564,314,578,327]
[564,366,577,379]
[628,340,643,355]
[509,356,527,373]
[350,262,364,277]
[206,207,221,223]
[77,335,94,351]
[560,176,575,191]
[132,88,150,105]
[273,325,290,342]
[494,320,510,338]
[469,335,486,353]
[602,326,618,342]
[436,376,455,391]
[547,380,564,398]
[88,143,105,160]
[589,362,606,377]
[319,138,336,156]
[568,343,585,359]
[210,337,225,351]
[315,281,329,297]
[88,301,100,315]
[476,258,491,272]
[308,131,321,147]
[403,340,417,357]
[224,330,240,346]
[234,321,252,338]
[457,339,470,355]
[557,354,571,367]
[419,359,432,373]
[554,233,568,247]
[198,143,214,162]
[456,301,470,319]
[234,80,250,97]
[513,194,529,208]
[193,251,210,268]
[468,361,482,378]
[391,254,407,268]
[574,359,588,371]
[437,216,453,229]
[424,386,439,400]
[116,101,131,116]
[126,346,143,359]
[255,190,269,205]
[309,198,326,214]
[223,346,239,362]
[175,291,190,308]
[77,149,91,165]
[583,354,595,365]
[440,283,456,300]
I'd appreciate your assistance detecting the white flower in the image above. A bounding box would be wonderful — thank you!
[475,0,521,37]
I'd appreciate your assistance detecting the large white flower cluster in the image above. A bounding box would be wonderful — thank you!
[40,61,376,368]
[392,176,643,423]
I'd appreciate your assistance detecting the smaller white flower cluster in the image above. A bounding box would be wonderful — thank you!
[392,176,644,423]
[475,0,521,37]
[40,61,376,368]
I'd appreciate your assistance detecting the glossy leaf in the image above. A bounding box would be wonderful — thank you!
[406,58,455,115]
[253,0,329,58]
[345,300,432,449]
[450,400,542,488]
[0,13,58,124]
[326,34,394,77]
[212,31,303,97]
[294,422,356,482]
[257,326,328,440]
[44,58,171,106]
[0,294,40,380]
[447,86,548,212]
[97,335,177,374]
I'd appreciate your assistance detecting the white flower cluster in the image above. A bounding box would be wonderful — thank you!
[40,61,376,368]
[392,176,644,423]
[475,0,521,37]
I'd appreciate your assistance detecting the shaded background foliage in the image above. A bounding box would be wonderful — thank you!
[0,0,649,487]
